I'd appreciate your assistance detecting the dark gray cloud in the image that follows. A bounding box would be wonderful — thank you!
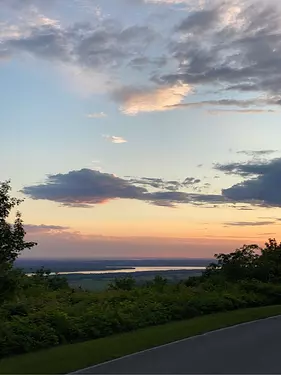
[177,8,219,34]
[24,162,281,209]
[21,168,226,208]
[158,1,281,102]
[216,158,281,207]
[22,169,146,207]
[183,177,201,186]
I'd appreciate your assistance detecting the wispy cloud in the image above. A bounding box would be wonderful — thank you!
[165,98,281,111]
[103,135,128,144]
[224,221,276,227]
[24,224,70,233]
[236,150,277,157]
[207,109,279,115]
[87,112,107,119]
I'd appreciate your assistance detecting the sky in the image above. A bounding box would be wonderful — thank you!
[1,0,281,259]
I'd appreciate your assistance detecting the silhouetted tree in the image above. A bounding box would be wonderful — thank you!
[203,244,260,281]
[0,180,37,302]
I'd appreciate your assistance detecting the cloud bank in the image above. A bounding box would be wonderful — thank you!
[22,156,281,209]
[21,168,226,208]
[2,0,281,114]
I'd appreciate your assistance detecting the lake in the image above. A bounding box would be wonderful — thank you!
[27,266,206,276]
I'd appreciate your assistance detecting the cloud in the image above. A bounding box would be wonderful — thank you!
[165,98,281,111]
[2,17,157,69]
[207,109,279,115]
[21,168,226,208]
[3,0,281,114]
[177,8,219,33]
[87,112,107,118]
[129,176,201,191]
[224,221,275,227]
[103,135,127,144]
[23,160,281,209]
[24,224,70,233]
[0,14,159,95]
[21,169,146,207]
[111,83,191,115]
[216,157,281,207]
[158,0,281,108]
[237,150,277,157]
[144,191,227,208]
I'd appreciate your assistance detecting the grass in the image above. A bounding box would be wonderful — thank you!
[1,305,281,374]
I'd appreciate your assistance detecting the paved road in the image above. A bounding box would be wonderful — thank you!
[73,316,281,374]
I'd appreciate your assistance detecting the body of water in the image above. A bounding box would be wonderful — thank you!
[27,266,206,276]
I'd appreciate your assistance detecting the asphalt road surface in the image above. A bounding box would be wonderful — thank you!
[73,315,281,374]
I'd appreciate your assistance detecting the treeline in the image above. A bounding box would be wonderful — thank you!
[1,181,281,358]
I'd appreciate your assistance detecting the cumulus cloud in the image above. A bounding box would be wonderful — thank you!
[111,83,191,115]
[21,168,226,208]
[87,112,107,118]
[216,158,281,207]
[103,135,127,143]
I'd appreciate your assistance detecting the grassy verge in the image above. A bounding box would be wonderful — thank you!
[1,305,281,374]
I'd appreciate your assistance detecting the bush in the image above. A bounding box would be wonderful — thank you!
[2,276,281,358]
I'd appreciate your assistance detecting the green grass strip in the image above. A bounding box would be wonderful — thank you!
[1,305,281,374]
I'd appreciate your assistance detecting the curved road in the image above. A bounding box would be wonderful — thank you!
[72,315,281,374]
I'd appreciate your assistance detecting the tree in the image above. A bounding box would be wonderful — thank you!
[203,244,261,282]
[0,180,37,302]
[151,275,168,291]
[258,238,281,282]
[108,276,136,291]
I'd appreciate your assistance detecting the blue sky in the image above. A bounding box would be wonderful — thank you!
[1,0,281,258]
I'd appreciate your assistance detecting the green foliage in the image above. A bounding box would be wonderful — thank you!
[2,182,281,361]
[108,276,136,291]
[0,273,281,359]
[0,181,37,303]
[0,181,36,265]
[202,239,281,284]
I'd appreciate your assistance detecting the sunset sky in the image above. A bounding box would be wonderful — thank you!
[1,0,281,259]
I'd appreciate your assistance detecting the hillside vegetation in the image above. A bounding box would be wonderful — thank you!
[1,180,281,359]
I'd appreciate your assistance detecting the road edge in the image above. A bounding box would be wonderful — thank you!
[69,314,281,374]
